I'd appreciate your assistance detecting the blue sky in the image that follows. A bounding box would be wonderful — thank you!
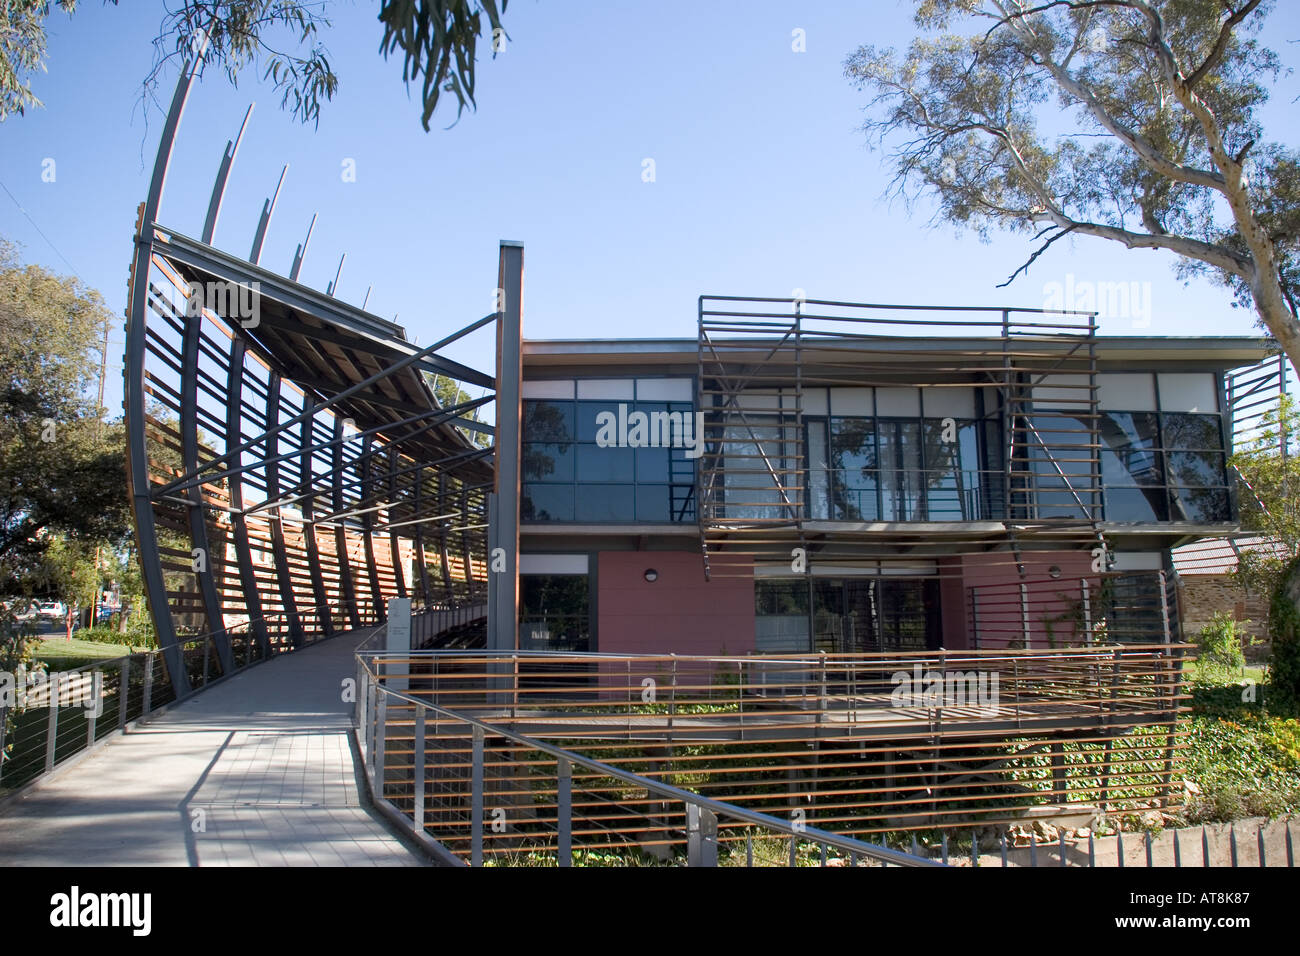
[3,0,1299,416]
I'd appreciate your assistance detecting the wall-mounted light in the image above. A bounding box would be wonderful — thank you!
[1049,565,1062,580]
[644,569,659,583]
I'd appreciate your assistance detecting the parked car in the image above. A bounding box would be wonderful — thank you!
[36,601,66,622]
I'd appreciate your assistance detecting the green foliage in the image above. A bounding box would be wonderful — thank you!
[1231,393,1300,597]
[0,0,76,118]
[427,374,492,448]
[845,0,1300,370]
[74,625,157,649]
[1,239,130,682]
[1194,611,1247,683]
[3,1,510,130]
[379,0,510,130]
[1268,554,1300,711]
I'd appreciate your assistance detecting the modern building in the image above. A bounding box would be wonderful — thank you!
[120,60,1282,685]
[510,305,1271,660]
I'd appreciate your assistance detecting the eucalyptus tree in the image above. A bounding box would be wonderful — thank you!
[846,1,1299,370]
[2,0,510,129]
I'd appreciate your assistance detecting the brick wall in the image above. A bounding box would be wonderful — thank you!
[1177,574,1271,660]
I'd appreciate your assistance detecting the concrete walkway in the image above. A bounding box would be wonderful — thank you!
[0,629,426,866]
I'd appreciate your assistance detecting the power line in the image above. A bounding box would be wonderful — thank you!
[0,177,85,281]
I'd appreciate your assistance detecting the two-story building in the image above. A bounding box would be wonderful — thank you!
[504,297,1271,657]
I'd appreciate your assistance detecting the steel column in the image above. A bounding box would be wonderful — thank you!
[225,336,272,657]
[179,262,234,674]
[487,241,522,651]
[333,416,363,628]
[359,438,386,620]
[264,372,304,645]
[299,396,334,636]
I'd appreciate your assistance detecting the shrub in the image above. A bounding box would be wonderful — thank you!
[1268,556,1300,714]
[1198,612,1247,670]
[75,625,157,649]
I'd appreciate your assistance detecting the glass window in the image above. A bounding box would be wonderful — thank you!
[522,484,574,522]
[523,401,575,443]
[810,413,990,521]
[577,444,634,483]
[522,394,696,524]
[574,484,635,523]
[1161,412,1223,450]
[722,420,793,520]
[523,443,574,482]
[830,418,878,521]
[879,420,924,521]
[520,574,590,652]
[807,420,830,520]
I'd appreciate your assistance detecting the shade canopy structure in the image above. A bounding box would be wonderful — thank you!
[124,56,505,693]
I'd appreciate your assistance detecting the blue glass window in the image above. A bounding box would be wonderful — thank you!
[521,391,696,523]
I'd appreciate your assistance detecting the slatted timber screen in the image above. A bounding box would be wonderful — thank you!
[696,297,1104,580]
[366,645,1186,863]
[131,249,490,685]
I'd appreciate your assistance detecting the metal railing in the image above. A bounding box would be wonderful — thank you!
[355,641,1186,862]
[968,571,1176,647]
[0,600,378,795]
[355,644,941,867]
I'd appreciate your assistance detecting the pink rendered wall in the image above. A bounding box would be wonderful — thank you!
[959,551,1098,649]
[938,557,970,649]
[596,551,756,656]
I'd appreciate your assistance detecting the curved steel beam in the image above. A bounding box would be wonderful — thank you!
[332,416,363,628]
[125,52,209,694]
[359,438,385,620]
[290,213,317,282]
[388,445,408,600]
[225,336,272,657]
[250,165,288,263]
[299,396,334,637]
[203,103,254,244]
[180,291,235,674]
[264,371,304,644]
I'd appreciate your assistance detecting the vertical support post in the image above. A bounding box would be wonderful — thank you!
[1158,570,1172,647]
[412,704,426,833]
[1019,582,1030,648]
[225,336,272,658]
[557,757,572,867]
[355,659,366,731]
[687,804,702,866]
[86,672,99,748]
[1080,578,1092,643]
[0,703,7,786]
[701,808,718,866]
[179,290,234,675]
[44,673,59,772]
[488,240,523,653]
[374,689,387,798]
[471,725,485,867]
[299,397,334,637]
[359,439,386,619]
[142,653,154,715]
[386,597,412,692]
[387,446,408,601]
[118,658,130,730]
[333,416,363,630]
[364,674,376,774]
[263,371,303,647]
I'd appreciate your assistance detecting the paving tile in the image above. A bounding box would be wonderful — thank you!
[0,630,427,867]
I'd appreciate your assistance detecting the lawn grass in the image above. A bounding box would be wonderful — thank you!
[32,636,146,671]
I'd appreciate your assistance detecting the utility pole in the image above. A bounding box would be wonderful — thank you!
[90,316,112,628]
[97,316,110,427]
